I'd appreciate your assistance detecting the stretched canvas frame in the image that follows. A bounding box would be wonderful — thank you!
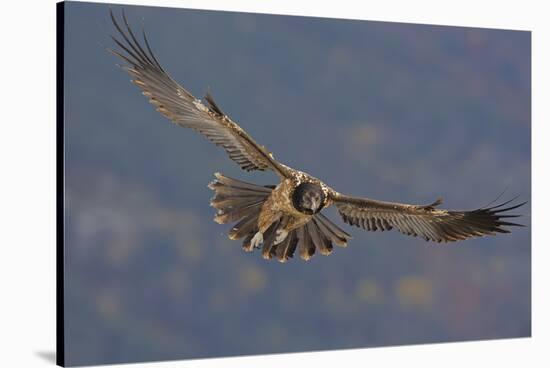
[56,1,531,366]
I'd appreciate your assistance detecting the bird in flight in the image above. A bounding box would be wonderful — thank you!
[107,10,525,262]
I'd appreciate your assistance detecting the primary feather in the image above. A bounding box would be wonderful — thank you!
[108,10,288,177]
[332,193,525,243]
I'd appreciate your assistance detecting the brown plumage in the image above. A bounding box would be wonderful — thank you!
[108,10,526,262]
[208,173,350,262]
[334,194,524,243]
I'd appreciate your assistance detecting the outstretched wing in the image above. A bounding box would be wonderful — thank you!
[107,10,288,178]
[330,192,525,243]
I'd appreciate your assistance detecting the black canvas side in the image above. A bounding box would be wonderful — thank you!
[56,2,65,367]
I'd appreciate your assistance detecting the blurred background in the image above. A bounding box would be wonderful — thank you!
[63,2,531,366]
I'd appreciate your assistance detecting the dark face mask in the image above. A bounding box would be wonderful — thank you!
[292,183,325,215]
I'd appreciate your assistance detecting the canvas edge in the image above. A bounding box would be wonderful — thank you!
[56,1,66,367]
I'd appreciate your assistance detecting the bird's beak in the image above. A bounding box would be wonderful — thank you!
[310,198,320,212]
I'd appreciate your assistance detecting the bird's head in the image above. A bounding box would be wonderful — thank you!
[292,182,326,215]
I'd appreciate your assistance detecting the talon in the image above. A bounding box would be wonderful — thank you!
[274,229,288,245]
[251,232,264,248]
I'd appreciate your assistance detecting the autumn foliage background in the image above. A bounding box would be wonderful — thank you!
[62,3,531,366]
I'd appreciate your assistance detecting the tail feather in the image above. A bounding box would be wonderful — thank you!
[307,221,333,256]
[262,220,281,260]
[313,214,352,247]
[297,225,315,261]
[275,231,299,262]
[241,232,256,252]
[228,212,260,240]
[208,173,354,262]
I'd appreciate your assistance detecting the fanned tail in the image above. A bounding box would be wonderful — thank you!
[208,173,352,262]
[256,214,352,262]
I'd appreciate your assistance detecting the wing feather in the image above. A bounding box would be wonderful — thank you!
[107,10,288,177]
[330,192,525,243]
